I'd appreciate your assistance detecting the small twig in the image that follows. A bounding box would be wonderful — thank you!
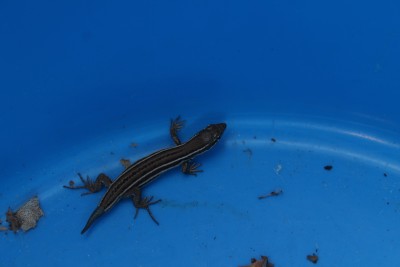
[258,189,283,199]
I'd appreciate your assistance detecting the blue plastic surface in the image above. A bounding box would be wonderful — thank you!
[1,1,400,266]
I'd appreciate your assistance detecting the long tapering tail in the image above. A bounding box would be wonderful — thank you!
[81,206,105,234]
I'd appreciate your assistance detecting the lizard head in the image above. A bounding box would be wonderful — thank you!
[198,123,227,147]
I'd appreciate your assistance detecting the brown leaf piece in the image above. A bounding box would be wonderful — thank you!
[240,255,274,267]
[6,196,44,232]
[307,253,319,264]
[120,158,132,169]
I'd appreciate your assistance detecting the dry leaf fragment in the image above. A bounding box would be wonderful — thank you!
[120,158,132,169]
[6,196,44,232]
[240,255,274,267]
[307,253,319,264]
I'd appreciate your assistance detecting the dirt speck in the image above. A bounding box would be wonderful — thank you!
[324,165,333,171]
[130,143,138,148]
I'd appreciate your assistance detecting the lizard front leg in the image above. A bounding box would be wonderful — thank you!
[170,116,203,175]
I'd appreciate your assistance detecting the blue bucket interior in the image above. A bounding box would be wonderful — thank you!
[1,1,400,266]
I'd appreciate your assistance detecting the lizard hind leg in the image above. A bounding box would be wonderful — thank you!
[127,187,161,225]
[63,173,112,196]
[181,161,203,175]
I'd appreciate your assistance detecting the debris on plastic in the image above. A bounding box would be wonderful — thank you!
[307,253,319,264]
[6,208,20,232]
[243,148,253,158]
[6,196,44,233]
[240,255,274,267]
[324,165,333,171]
[258,189,283,200]
[130,143,138,148]
[120,158,132,169]
[274,164,282,175]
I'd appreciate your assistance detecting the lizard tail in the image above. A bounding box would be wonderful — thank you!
[81,206,105,234]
